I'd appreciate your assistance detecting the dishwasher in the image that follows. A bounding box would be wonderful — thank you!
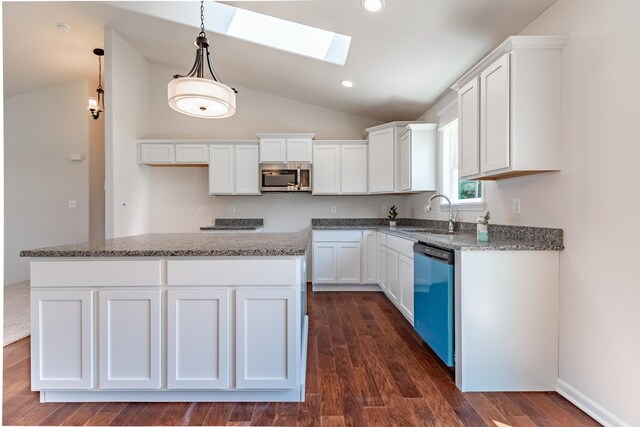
[413,242,455,367]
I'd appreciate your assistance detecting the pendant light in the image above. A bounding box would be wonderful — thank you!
[88,48,104,120]
[168,1,237,119]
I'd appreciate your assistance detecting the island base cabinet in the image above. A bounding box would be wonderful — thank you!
[98,289,161,389]
[167,289,230,389]
[30,290,94,390]
[236,288,298,389]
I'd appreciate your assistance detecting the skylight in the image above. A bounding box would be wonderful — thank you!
[209,2,352,66]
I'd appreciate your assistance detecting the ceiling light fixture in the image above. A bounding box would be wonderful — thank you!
[168,1,237,119]
[362,0,385,13]
[88,48,104,120]
[340,80,355,88]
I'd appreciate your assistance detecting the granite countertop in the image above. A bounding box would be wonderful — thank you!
[312,218,564,251]
[200,218,264,231]
[20,232,309,258]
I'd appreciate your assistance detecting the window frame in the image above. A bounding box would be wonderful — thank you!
[439,119,486,212]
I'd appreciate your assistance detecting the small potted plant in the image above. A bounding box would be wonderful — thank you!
[476,211,490,242]
[388,205,398,228]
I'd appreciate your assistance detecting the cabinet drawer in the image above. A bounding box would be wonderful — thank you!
[313,230,362,242]
[387,235,414,258]
[30,260,162,287]
[168,259,301,286]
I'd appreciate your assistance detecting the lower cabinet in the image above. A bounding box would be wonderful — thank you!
[337,242,361,283]
[386,249,400,305]
[312,242,339,283]
[379,245,387,291]
[167,289,230,389]
[398,254,414,323]
[98,289,161,389]
[30,290,94,390]
[312,231,363,284]
[236,288,298,389]
[363,231,379,283]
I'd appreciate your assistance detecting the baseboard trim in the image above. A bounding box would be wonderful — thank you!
[557,379,629,427]
[312,283,382,292]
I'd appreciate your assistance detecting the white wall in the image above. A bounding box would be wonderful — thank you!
[145,62,399,232]
[4,81,90,284]
[408,1,640,425]
[104,29,150,238]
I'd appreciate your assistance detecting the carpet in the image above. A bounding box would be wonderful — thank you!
[4,281,30,346]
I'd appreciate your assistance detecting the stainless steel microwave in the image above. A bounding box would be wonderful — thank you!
[260,163,311,192]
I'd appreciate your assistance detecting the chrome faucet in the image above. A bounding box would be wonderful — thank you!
[425,194,456,232]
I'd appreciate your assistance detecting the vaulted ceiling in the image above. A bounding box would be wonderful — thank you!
[3,0,556,121]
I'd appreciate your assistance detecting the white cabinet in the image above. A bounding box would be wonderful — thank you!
[209,144,260,195]
[398,124,437,192]
[257,133,315,163]
[367,127,395,193]
[30,290,94,390]
[139,143,175,164]
[458,78,481,177]
[167,289,230,389]
[398,254,414,323]
[337,242,361,283]
[312,145,341,194]
[480,53,511,173]
[386,249,399,305]
[362,231,379,284]
[98,289,161,389]
[379,245,387,291]
[312,142,367,195]
[236,288,298,389]
[175,144,209,164]
[452,36,567,180]
[312,242,338,283]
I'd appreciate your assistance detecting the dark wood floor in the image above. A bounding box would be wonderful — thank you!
[3,286,599,426]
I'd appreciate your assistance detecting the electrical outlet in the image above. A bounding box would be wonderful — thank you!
[382,205,388,214]
[198,206,204,214]
[512,198,521,215]
[230,205,236,214]
[330,206,337,214]
[68,200,77,208]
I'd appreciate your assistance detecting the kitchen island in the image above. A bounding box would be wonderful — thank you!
[20,232,309,403]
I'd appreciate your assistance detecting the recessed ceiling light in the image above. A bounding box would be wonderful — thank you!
[362,0,385,13]
[56,23,71,33]
[341,80,355,88]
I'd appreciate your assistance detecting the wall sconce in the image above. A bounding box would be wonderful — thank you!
[88,48,104,120]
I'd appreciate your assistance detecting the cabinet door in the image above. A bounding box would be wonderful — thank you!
[99,289,161,389]
[386,249,400,305]
[379,245,387,291]
[139,143,174,164]
[341,145,368,194]
[168,289,230,389]
[287,138,312,162]
[312,145,341,194]
[236,288,298,389]
[399,131,412,191]
[368,128,395,193]
[313,242,338,283]
[458,78,481,178]
[235,145,260,194]
[31,290,94,390]
[209,145,235,195]
[337,242,361,283]
[399,254,415,323]
[362,231,378,284]
[175,144,209,164]
[260,138,287,162]
[480,53,511,173]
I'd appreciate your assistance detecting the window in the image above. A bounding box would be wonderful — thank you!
[441,120,483,207]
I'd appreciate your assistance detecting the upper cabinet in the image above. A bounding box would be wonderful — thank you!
[257,133,315,163]
[209,143,260,195]
[451,36,568,180]
[312,141,367,195]
[138,142,209,165]
[398,124,437,192]
[364,122,437,194]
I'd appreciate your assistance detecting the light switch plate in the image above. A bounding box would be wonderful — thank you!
[330,206,337,214]
[512,198,521,215]
[68,200,77,208]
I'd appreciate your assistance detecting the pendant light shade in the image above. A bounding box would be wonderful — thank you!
[168,1,237,119]
[168,77,236,118]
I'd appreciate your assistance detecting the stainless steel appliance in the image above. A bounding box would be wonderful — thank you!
[260,163,311,192]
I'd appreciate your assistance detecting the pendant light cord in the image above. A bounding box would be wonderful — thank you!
[98,55,102,90]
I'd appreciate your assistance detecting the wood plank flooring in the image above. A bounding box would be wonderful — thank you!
[3,286,599,426]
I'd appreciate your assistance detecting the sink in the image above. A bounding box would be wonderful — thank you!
[396,228,459,235]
